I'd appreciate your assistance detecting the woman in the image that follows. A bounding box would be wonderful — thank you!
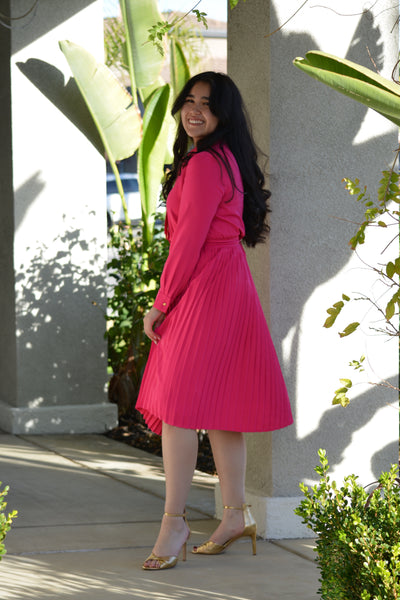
[136,72,293,570]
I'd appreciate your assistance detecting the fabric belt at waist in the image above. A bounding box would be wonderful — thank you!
[205,238,242,247]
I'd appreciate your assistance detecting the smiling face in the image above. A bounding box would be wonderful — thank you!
[180,81,219,146]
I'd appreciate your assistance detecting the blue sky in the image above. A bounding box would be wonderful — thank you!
[103,0,227,22]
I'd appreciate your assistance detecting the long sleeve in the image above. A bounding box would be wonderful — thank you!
[154,152,226,312]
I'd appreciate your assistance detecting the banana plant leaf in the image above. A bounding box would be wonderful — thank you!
[170,38,190,101]
[120,0,165,101]
[59,40,142,160]
[141,77,166,107]
[138,83,172,246]
[163,38,191,165]
[59,40,142,224]
[293,51,400,128]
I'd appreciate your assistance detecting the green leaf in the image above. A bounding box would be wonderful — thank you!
[59,40,142,225]
[334,387,349,396]
[169,38,190,101]
[293,51,400,128]
[349,356,365,372]
[386,300,395,320]
[323,299,345,328]
[323,315,336,328]
[147,20,172,56]
[193,9,208,28]
[343,177,361,195]
[332,394,350,407]
[339,322,360,338]
[138,83,172,246]
[333,301,345,309]
[121,0,165,92]
[386,262,396,278]
[166,38,190,165]
[141,77,165,107]
[59,40,142,162]
[339,379,352,388]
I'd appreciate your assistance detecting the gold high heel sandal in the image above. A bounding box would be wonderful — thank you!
[192,504,257,555]
[142,512,190,570]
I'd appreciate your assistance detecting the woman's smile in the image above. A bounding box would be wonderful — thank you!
[181,81,219,145]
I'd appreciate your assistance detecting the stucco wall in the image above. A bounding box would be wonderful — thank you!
[0,0,117,433]
[228,0,399,537]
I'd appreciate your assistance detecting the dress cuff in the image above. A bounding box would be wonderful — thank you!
[154,290,170,313]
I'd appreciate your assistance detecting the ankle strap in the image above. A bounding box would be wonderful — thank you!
[164,511,186,517]
[223,504,249,511]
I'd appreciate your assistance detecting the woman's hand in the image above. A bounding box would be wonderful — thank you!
[143,306,166,344]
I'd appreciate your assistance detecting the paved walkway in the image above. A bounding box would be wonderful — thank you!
[0,433,319,599]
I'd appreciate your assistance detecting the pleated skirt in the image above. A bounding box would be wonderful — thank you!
[136,240,293,435]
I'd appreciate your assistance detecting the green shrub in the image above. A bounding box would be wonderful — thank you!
[106,214,169,415]
[0,483,17,561]
[295,449,400,600]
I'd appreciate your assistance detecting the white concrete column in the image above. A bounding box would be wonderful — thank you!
[0,0,117,433]
[228,0,399,538]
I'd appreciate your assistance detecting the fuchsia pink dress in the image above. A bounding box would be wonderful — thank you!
[136,145,293,435]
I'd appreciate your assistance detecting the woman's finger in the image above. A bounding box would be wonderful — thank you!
[143,308,164,344]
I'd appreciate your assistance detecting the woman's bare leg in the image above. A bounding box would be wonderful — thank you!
[144,423,198,566]
[207,430,247,544]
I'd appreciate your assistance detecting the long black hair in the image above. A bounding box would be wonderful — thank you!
[162,71,271,247]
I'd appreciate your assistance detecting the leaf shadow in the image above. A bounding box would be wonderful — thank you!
[17,58,104,155]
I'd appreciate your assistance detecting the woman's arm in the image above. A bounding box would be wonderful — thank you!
[153,151,225,313]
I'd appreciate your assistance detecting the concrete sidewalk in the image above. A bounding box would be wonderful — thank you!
[0,433,319,599]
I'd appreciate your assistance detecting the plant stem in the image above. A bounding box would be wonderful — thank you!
[109,159,132,232]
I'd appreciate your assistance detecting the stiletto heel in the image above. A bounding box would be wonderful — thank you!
[182,541,187,562]
[142,512,190,570]
[192,504,257,556]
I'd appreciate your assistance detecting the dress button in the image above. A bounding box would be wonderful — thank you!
[162,302,166,306]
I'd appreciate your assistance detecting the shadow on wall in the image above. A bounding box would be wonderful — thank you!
[13,171,46,232]
[295,375,399,474]
[11,50,108,415]
[265,3,398,490]
[17,59,103,155]
[9,0,99,55]
[14,223,107,409]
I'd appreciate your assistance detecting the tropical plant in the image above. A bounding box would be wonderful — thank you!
[107,215,169,415]
[147,6,207,57]
[0,483,17,561]
[296,450,400,600]
[293,51,400,129]
[61,0,205,241]
[59,0,204,413]
[104,8,203,90]
[293,51,400,407]
[59,39,142,227]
